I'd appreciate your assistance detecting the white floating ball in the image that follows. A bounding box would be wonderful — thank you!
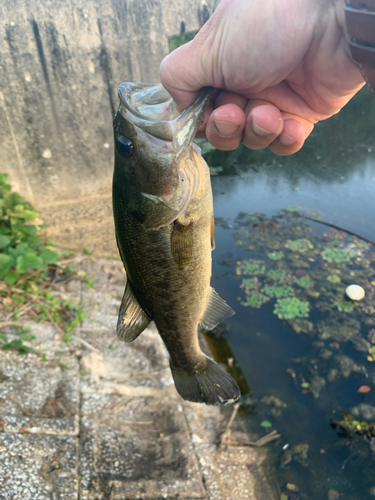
[345,284,365,301]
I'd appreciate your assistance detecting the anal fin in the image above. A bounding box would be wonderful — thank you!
[200,287,235,330]
[117,281,151,342]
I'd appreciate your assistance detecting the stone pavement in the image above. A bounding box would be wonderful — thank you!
[0,256,277,500]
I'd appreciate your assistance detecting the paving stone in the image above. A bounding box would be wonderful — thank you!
[0,433,78,500]
[79,323,174,392]
[193,444,276,500]
[0,352,79,435]
[0,256,279,500]
[78,258,175,392]
[182,402,223,445]
[79,392,206,499]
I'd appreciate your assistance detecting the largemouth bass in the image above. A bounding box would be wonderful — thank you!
[112,82,240,405]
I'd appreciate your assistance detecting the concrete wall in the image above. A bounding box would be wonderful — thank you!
[0,0,218,253]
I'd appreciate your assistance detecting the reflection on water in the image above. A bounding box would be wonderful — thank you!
[208,86,375,242]
[208,88,375,499]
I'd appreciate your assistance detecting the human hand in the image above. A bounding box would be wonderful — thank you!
[159,0,365,155]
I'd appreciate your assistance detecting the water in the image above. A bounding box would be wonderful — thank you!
[207,87,375,500]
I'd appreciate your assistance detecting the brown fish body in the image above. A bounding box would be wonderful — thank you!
[113,83,240,405]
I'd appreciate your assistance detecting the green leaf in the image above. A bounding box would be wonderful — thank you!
[285,205,299,212]
[0,333,8,343]
[22,210,39,221]
[17,252,44,273]
[13,242,31,257]
[2,339,32,353]
[0,253,11,268]
[85,277,94,288]
[301,382,310,388]
[21,225,38,236]
[0,235,11,249]
[40,249,59,264]
[260,420,272,428]
[4,271,19,285]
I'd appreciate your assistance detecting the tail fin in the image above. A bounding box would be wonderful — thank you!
[170,356,240,406]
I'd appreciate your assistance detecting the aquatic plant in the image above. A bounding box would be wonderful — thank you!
[296,276,313,288]
[331,411,375,439]
[240,278,259,290]
[267,251,284,260]
[327,274,341,283]
[263,285,293,299]
[241,292,269,308]
[285,238,313,252]
[321,247,351,263]
[368,346,375,362]
[234,210,375,372]
[274,297,310,319]
[236,259,266,276]
[267,269,287,281]
[285,205,299,212]
[334,300,355,312]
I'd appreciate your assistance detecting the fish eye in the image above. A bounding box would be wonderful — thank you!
[116,136,134,158]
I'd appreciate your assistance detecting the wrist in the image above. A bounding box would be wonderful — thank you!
[343,0,375,92]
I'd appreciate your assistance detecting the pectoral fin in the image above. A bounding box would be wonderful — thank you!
[211,215,215,251]
[141,192,179,229]
[117,281,151,342]
[171,220,193,270]
[200,287,235,330]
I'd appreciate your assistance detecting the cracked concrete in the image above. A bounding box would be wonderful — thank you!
[0,257,277,500]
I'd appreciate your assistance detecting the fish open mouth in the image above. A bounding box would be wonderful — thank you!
[118,82,212,147]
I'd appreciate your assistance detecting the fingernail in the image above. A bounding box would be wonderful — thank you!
[279,133,296,146]
[214,120,239,137]
[252,118,272,137]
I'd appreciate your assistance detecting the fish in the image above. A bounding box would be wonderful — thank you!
[112,82,240,406]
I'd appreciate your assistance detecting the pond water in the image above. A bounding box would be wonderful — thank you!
[206,87,375,500]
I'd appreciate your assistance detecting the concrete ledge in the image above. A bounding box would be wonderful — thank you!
[0,256,277,499]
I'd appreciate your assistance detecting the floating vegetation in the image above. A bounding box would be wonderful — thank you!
[263,285,293,299]
[241,291,269,309]
[334,300,355,312]
[236,259,266,276]
[327,274,341,283]
[267,251,284,260]
[285,238,313,252]
[331,411,375,439]
[321,247,352,263]
[235,210,374,319]
[232,210,375,402]
[274,297,310,319]
[296,276,313,288]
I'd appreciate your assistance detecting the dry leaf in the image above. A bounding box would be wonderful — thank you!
[328,489,340,500]
[358,385,371,393]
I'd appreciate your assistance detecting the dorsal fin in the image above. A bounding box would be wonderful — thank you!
[117,281,151,342]
[200,287,235,330]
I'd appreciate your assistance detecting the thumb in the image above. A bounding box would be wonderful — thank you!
[159,40,211,112]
